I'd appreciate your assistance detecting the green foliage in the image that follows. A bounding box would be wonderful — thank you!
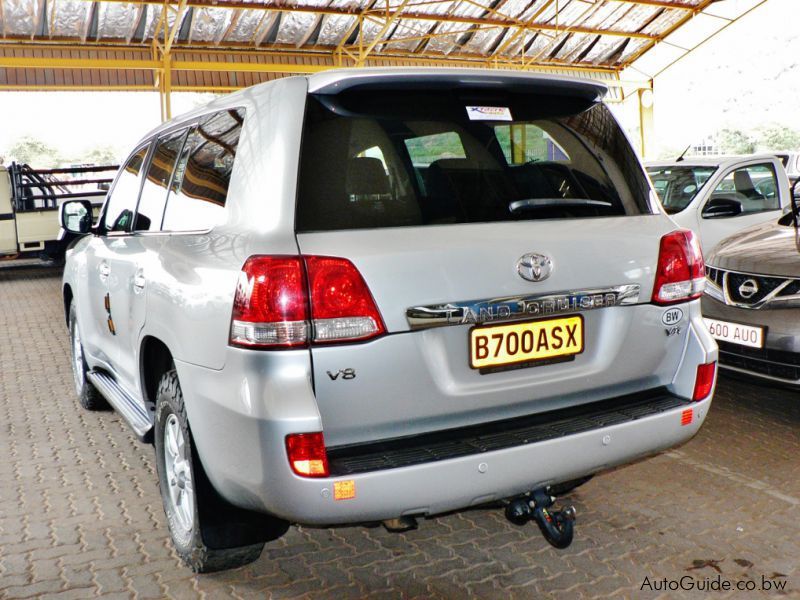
[3,135,120,168]
[7,135,62,168]
[754,124,800,152]
[715,129,756,155]
[82,145,120,165]
[404,132,466,165]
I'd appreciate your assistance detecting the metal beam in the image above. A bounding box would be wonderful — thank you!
[151,0,190,120]
[0,41,624,73]
[0,53,650,88]
[649,0,770,79]
[614,0,696,9]
[352,0,414,66]
[0,51,626,76]
[488,0,558,61]
[0,56,162,69]
[620,0,716,69]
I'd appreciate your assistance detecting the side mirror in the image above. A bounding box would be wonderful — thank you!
[59,199,93,234]
[702,196,743,219]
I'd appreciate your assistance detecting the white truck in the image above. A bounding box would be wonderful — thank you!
[0,162,115,261]
[646,155,791,255]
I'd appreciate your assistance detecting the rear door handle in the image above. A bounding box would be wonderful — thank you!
[133,270,146,292]
[98,262,110,281]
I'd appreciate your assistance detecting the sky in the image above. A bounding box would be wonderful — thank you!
[0,0,796,165]
[632,0,799,156]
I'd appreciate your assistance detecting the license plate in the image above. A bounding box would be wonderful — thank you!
[470,315,584,370]
[704,317,764,349]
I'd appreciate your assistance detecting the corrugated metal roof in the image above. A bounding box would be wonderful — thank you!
[0,0,760,93]
[0,0,708,66]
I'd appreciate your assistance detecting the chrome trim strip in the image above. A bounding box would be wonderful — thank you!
[720,271,794,310]
[406,285,640,330]
[704,280,725,303]
[707,265,800,279]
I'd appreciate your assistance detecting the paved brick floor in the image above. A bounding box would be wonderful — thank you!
[1,264,799,599]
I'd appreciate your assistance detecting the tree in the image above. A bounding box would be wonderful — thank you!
[715,129,756,155]
[6,135,62,168]
[755,124,800,152]
[81,145,120,165]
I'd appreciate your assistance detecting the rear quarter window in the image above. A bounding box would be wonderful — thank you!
[162,108,245,232]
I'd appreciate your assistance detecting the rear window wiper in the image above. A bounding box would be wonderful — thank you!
[508,198,614,213]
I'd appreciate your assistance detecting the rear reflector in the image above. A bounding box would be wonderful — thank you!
[286,432,329,477]
[652,230,705,305]
[230,255,385,348]
[692,361,716,401]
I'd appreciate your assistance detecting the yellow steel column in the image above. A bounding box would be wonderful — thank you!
[511,123,528,164]
[163,53,172,120]
[150,0,188,121]
[637,81,654,159]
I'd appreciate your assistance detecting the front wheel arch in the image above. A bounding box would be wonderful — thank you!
[63,284,73,328]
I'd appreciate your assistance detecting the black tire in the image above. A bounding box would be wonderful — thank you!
[68,301,108,411]
[154,370,286,573]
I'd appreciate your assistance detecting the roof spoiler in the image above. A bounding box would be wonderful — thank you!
[307,69,608,102]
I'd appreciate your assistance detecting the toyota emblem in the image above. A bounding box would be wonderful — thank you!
[517,253,553,282]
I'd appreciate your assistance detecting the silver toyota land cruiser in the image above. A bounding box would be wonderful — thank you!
[60,68,718,572]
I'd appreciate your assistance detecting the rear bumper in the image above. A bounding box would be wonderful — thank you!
[177,345,714,525]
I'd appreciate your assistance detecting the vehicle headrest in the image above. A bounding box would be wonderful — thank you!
[346,157,391,196]
[733,169,756,195]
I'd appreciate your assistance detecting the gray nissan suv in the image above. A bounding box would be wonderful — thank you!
[703,206,800,386]
[60,68,718,572]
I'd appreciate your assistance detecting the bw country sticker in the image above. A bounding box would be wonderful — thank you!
[465,106,513,121]
[333,480,356,501]
[661,307,684,327]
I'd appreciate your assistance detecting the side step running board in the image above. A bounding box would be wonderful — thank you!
[87,371,153,441]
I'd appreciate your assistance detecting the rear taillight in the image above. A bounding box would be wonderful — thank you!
[230,256,310,348]
[286,432,329,477]
[305,256,386,343]
[692,361,716,401]
[651,230,705,305]
[229,255,385,348]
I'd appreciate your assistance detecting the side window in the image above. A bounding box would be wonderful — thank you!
[162,108,244,232]
[102,147,148,233]
[135,129,188,232]
[404,131,466,167]
[710,163,780,214]
[495,123,569,165]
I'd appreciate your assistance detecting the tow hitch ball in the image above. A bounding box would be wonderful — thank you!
[504,488,576,549]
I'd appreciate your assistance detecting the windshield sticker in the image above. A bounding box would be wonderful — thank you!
[466,106,512,121]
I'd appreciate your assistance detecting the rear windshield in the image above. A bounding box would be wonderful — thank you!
[296,88,653,232]
[646,165,717,214]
